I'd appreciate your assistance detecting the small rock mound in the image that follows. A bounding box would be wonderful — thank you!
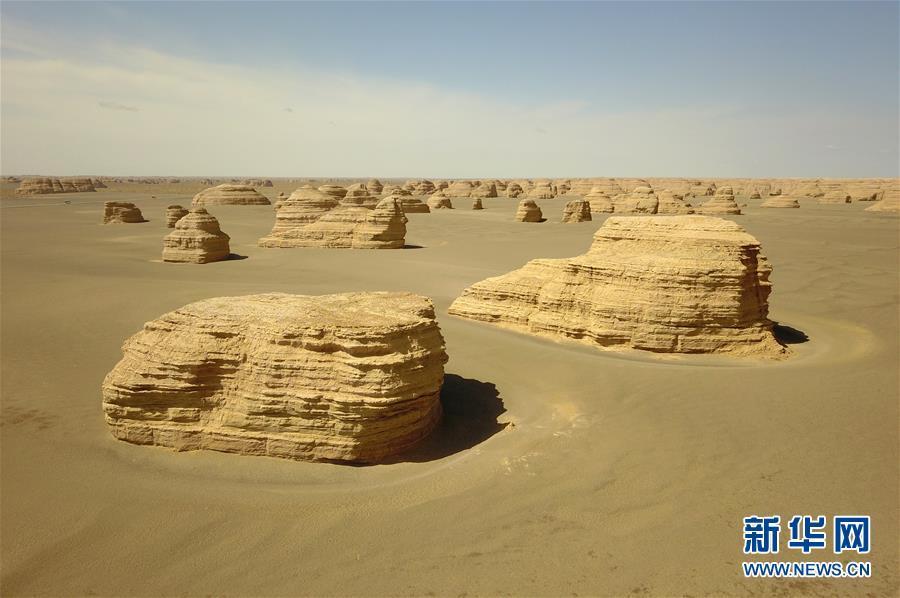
[101,292,448,463]
[192,184,271,206]
[761,195,800,208]
[103,202,147,224]
[162,208,231,263]
[341,184,380,208]
[561,199,592,222]
[618,187,659,214]
[367,179,384,194]
[506,182,524,198]
[318,184,348,199]
[515,199,544,222]
[471,198,484,210]
[427,191,454,210]
[699,186,742,215]
[585,187,615,213]
[166,205,189,228]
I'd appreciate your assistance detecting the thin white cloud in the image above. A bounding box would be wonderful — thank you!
[98,101,139,112]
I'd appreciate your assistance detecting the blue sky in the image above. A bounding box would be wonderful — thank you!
[2,1,898,177]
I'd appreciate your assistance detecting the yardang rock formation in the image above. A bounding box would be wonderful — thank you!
[162,208,231,263]
[192,184,271,206]
[101,292,448,463]
[448,215,785,358]
[103,202,147,224]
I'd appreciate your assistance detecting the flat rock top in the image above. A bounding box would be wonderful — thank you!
[166,292,436,331]
[597,215,757,244]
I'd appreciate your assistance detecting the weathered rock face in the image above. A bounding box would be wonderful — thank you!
[526,181,555,199]
[192,184,271,206]
[258,196,407,249]
[103,202,147,224]
[395,192,430,214]
[656,190,695,215]
[15,177,96,195]
[427,191,454,210]
[341,184,380,208]
[166,205,189,227]
[506,182,524,198]
[586,188,615,213]
[449,215,785,358]
[515,199,544,222]
[561,199,592,222]
[471,182,498,198]
[101,292,448,463]
[699,186,742,215]
[367,179,384,194]
[446,180,476,197]
[618,187,659,214]
[162,208,231,263]
[414,180,436,195]
[471,198,484,210]
[318,184,348,199]
[761,195,800,208]
[262,186,340,241]
[818,190,851,204]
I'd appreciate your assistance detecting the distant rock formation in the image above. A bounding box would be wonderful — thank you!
[427,191,454,210]
[449,215,785,357]
[526,181,555,199]
[15,177,96,195]
[240,178,274,187]
[761,195,800,208]
[103,202,147,224]
[192,184,271,206]
[92,178,108,189]
[818,190,851,204]
[264,185,340,239]
[166,205,189,227]
[318,184,348,199]
[865,188,899,213]
[656,190,695,215]
[258,196,407,249]
[367,179,384,194]
[617,186,659,214]
[162,208,231,263]
[341,184,380,208]
[471,198,484,210]
[561,199,592,222]
[101,292,448,463]
[515,199,544,222]
[585,187,615,213]
[446,180,476,197]
[414,180,436,195]
[506,182,524,198]
[471,182,498,198]
[699,186,742,215]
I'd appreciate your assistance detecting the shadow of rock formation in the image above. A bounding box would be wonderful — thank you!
[773,323,809,345]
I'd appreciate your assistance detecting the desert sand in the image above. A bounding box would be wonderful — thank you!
[1,180,898,596]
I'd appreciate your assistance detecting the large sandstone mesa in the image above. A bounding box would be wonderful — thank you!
[101,292,448,463]
[561,199,592,222]
[259,196,407,249]
[16,177,96,195]
[192,184,271,206]
[162,208,231,263]
[103,202,147,224]
[448,215,786,358]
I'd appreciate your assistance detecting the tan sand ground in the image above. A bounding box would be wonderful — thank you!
[1,184,898,596]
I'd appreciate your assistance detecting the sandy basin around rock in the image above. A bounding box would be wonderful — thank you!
[1,184,898,596]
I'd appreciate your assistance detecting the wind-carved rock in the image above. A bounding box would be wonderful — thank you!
[427,191,454,210]
[561,199,592,222]
[103,202,147,224]
[699,186,742,215]
[761,195,800,208]
[259,196,407,249]
[166,205,189,228]
[448,215,786,358]
[101,292,448,463]
[515,199,544,222]
[162,208,231,263]
[192,184,271,206]
[586,188,615,213]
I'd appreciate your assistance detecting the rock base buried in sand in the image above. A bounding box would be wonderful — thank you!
[449,215,786,358]
[103,202,147,224]
[162,208,231,263]
[258,196,407,249]
[101,292,448,463]
[561,199,592,222]
[761,196,800,208]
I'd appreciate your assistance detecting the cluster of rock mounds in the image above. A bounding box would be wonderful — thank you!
[449,215,786,357]
[102,202,146,224]
[162,208,231,263]
[102,292,448,463]
[16,177,96,195]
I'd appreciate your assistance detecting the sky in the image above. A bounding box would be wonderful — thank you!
[1,1,898,178]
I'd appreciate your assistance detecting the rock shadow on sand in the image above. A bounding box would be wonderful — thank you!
[773,323,809,345]
[384,374,507,464]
